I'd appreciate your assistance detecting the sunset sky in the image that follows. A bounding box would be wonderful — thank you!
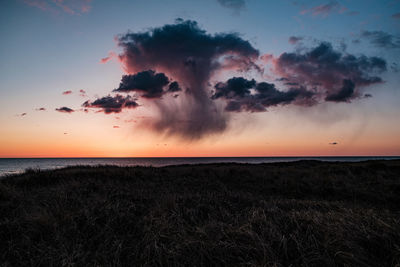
[0,0,399,157]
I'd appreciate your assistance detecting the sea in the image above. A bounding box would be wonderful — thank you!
[0,157,399,177]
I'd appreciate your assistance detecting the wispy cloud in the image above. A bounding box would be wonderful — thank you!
[392,13,400,19]
[217,0,246,13]
[23,0,92,15]
[361,30,400,49]
[300,1,346,17]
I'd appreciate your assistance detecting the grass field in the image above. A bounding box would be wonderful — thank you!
[1,160,400,266]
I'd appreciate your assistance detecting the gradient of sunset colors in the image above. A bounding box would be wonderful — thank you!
[0,0,399,157]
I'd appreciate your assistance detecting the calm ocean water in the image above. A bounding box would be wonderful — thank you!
[1,157,399,177]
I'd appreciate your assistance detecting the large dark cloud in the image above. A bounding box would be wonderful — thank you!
[115,19,259,139]
[273,42,386,102]
[114,70,171,98]
[213,77,315,112]
[94,20,389,140]
[361,30,400,49]
[82,95,139,114]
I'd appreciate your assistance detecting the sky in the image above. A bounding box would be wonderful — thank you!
[0,0,399,157]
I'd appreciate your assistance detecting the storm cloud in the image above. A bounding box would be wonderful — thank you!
[213,77,315,112]
[95,20,388,140]
[114,19,259,139]
[82,95,139,114]
[272,42,386,102]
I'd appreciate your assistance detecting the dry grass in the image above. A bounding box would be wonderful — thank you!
[1,160,400,266]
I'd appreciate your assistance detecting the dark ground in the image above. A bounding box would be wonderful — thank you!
[1,160,400,266]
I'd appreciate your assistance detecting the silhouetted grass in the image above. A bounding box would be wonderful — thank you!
[1,160,400,266]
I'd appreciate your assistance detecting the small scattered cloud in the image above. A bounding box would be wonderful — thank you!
[62,90,72,95]
[217,0,246,12]
[35,107,46,111]
[392,13,400,19]
[82,95,139,114]
[55,107,74,113]
[113,125,120,128]
[19,112,27,117]
[289,36,303,44]
[329,142,338,145]
[113,70,172,98]
[79,89,87,97]
[361,30,400,49]
[168,81,182,92]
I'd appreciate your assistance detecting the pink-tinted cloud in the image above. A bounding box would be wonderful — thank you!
[79,89,87,97]
[23,0,92,15]
[100,52,117,64]
[271,42,386,102]
[62,90,72,95]
[300,1,343,17]
[23,0,50,11]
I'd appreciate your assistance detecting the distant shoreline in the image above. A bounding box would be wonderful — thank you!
[1,160,399,265]
[1,156,400,178]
